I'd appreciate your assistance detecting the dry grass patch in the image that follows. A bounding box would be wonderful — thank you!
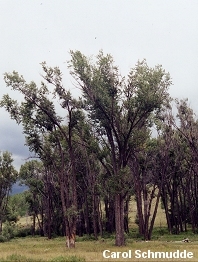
[128,196,167,229]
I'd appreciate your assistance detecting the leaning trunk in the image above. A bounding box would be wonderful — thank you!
[148,188,161,240]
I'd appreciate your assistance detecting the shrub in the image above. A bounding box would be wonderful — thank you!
[14,227,32,238]
[0,235,6,243]
[1,221,16,241]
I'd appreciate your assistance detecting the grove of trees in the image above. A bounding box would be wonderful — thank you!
[1,50,198,247]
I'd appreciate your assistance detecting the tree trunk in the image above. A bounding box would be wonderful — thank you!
[32,212,36,236]
[36,213,44,237]
[92,193,98,240]
[66,230,76,248]
[59,176,76,248]
[0,219,2,234]
[161,187,172,233]
[104,197,115,233]
[124,196,130,234]
[115,194,125,246]
[135,185,144,235]
[98,198,103,237]
[148,189,161,240]
[84,193,91,235]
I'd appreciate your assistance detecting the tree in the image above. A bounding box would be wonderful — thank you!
[1,65,81,247]
[168,100,198,233]
[129,136,165,240]
[6,192,29,223]
[1,50,172,245]
[154,104,198,234]
[19,160,48,237]
[68,51,171,246]
[75,118,103,239]
[0,151,17,233]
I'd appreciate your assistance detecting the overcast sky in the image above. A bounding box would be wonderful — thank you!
[0,0,198,170]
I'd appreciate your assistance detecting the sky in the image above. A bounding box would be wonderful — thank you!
[0,0,198,170]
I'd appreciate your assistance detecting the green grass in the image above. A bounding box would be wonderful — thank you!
[0,254,85,262]
[1,199,197,261]
[0,237,85,262]
[0,236,198,261]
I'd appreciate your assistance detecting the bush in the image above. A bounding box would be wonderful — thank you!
[14,227,32,238]
[1,221,16,241]
[76,235,96,241]
[0,222,33,242]
[0,235,7,243]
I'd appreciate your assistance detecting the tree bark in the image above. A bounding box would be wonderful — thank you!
[148,189,161,240]
[59,174,76,248]
[115,194,125,246]
[92,193,98,240]
[0,219,2,234]
[104,197,115,233]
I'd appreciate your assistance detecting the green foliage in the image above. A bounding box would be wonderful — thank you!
[0,151,18,231]
[0,151,17,190]
[69,50,171,192]
[76,235,98,242]
[0,50,180,245]
[14,226,32,238]
[1,222,33,241]
[0,223,34,242]
[0,235,7,243]
[0,221,16,241]
[7,192,29,218]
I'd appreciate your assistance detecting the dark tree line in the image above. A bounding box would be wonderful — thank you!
[1,51,198,247]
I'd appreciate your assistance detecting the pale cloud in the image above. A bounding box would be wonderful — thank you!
[0,0,198,169]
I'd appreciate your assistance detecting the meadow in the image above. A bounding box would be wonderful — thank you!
[1,235,198,262]
[1,200,198,261]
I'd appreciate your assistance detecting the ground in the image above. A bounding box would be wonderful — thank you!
[0,236,198,262]
[1,198,197,261]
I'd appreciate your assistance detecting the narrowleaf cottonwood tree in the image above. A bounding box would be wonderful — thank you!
[154,104,198,234]
[0,151,17,233]
[69,50,171,246]
[171,100,198,233]
[1,51,172,246]
[129,136,165,240]
[19,160,56,238]
[0,66,81,248]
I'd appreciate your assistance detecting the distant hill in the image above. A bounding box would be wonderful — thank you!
[10,181,29,195]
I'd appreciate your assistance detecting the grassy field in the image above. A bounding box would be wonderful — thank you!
[1,199,197,261]
[1,236,198,262]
